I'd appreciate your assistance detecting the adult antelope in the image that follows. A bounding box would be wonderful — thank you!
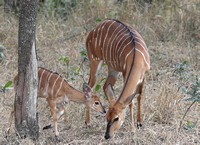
[86,19,150,139]
[7,67,106,141]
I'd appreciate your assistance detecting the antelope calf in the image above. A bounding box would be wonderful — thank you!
[86,19,150,139]
[7,67,106,141]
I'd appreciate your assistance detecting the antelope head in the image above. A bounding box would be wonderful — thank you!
[83,83,106,114]
[105,84,135,139]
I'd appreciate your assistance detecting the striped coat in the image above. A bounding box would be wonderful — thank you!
[7,67,105,141]
[86,19,150,73]
[86,19,150,139]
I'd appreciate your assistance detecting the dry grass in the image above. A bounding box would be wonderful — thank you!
[0,0,199,144]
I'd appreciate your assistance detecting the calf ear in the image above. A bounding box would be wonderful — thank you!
[83,83,92,99]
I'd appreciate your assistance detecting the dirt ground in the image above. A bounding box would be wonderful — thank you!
[0,1,199,144]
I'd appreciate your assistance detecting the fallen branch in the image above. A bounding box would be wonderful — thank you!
[178,100,196,132]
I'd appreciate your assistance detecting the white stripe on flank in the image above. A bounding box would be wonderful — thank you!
[43,71,50,96]
[116,30,149,67]
[95,27,100,49]
[135,49,150,69]
[133,30,143,40]
[52,75,60,96]
[109,24,123,66]
[112,29,128,67]
[106,24,122,68]
[114,29,128,50]
[45,73,53,96]
[39,69,45,89]
[92,29,96,41]
[55,78,64,98]
[120,28,148,54]
[122,48,150,71]
[117,35,131,55]
[123,48,134,70]
[114,33,129,65]
[135,40,149,57]
[99,20,110,47]
[131,29,148,50]
[116,34,149,66]
[95,21,105,49]
[102,21,116,61]
[118,37,132,66]
[132,30,148,51]
[134,36,146,48]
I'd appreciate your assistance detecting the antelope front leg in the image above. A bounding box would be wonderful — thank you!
[137,94,142,128]
[137,78,145,128]
[88,60,103,88]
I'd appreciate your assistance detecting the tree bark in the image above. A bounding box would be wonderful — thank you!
[15,0,39,141]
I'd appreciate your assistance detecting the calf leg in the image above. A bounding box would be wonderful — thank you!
[47,99,60,142]
[7,104,14,134]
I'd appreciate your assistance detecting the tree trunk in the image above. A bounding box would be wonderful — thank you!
[15,0,39,141]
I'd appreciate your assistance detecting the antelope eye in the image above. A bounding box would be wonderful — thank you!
[113,117,119,122]
[95,101,99,105]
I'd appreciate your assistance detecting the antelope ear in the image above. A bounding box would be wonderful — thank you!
[105,84,115,103]
[123,81,143,107]
[123,93,136,106]
[83,83,92,99]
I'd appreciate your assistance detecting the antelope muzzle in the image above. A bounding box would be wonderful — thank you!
[105,121,111,139]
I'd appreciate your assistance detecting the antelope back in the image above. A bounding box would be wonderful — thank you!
[86,19,150,72]
[37,67,67,99]
[14,67,105,113]
[13,68,67,99]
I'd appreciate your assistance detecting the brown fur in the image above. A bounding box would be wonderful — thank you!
[86,19,150,139]
[7,67,105,141]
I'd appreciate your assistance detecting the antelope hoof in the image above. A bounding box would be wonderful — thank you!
[5,129,10,139]
[43,124,52,130]
[137,123,142,129]
[105,133,110,140]
[55,135,61,142]
[84,121,91,129]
